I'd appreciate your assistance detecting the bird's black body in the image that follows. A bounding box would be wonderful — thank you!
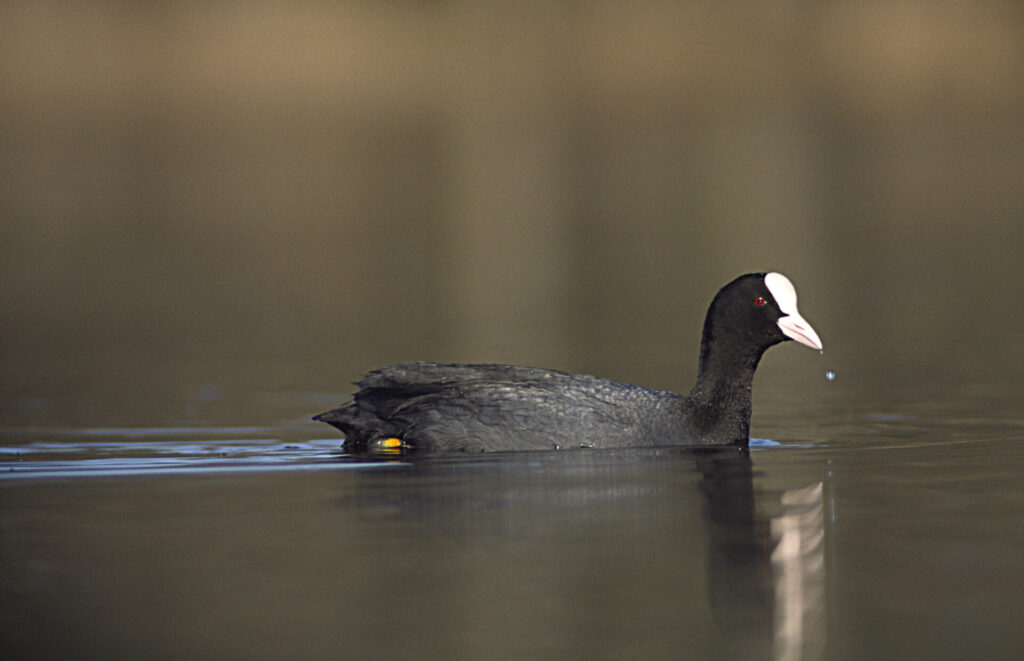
[314,273,822,452]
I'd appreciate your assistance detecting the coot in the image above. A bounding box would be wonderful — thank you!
[314,272,822,452]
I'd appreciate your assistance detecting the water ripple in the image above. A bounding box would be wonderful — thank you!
[0,429,404,479]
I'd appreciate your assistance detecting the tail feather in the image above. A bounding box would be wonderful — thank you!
[313,397,400,448]
[312,404,356,431]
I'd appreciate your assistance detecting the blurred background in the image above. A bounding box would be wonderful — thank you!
[2,1,1023,429]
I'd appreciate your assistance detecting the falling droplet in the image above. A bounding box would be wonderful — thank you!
[825,369,836,382]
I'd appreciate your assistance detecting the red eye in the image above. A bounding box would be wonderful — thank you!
[754,296,767,307]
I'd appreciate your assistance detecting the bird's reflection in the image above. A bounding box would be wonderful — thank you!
[695,447,827,661]
[694,448,775,652]
[338,446,828,660]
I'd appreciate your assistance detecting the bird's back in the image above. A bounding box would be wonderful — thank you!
[315,362,692,452]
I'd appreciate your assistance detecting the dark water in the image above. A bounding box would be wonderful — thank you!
[3,370,1023,661]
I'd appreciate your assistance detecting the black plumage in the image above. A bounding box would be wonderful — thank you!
[314,272,822,452]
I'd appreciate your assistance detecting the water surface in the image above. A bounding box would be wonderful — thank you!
[4,377,1023,661]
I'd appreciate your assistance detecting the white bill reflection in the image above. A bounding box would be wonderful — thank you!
[771,481,826,661]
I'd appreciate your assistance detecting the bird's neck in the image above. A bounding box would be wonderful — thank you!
[686,338,765,444]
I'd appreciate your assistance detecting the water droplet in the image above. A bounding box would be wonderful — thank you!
[825,369,836,381]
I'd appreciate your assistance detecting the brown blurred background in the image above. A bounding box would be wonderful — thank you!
[2,2,1023,426]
